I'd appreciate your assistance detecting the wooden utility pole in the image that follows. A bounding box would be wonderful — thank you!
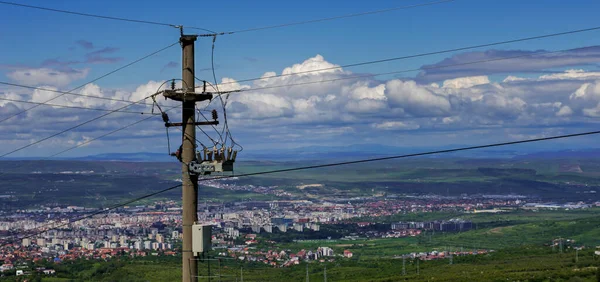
[181,33,198,282]
[160,30,227,282]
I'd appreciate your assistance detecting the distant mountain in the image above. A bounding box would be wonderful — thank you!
[75,152,174,162]
[42,146,600,162]
[513,149,600,159]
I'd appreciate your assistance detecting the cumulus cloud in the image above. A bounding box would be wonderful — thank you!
[471,94,526,119]
[230,93,292,119]
[556,105,573,117]
[5,49,600,156]
[281,54,343,77]
[442,76,490,89]
[385,80,451,116]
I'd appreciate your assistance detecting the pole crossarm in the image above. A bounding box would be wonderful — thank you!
[163,89,213,102]
[166,121,219,127]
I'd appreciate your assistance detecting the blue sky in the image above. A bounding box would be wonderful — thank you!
[2,0,600,158]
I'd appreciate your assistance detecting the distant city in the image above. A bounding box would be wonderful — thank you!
[1,177,597,274]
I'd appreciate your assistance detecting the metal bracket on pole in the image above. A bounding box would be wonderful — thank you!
[163,89,213,103]
[165,121,219,128]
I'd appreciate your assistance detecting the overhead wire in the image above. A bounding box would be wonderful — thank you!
[4,183,184,245]
[0,1,215,33]
[5,128,600,245]
[146,79,213,151]
[0,42,178,124]
[192,0,455,36]
[0,105,181,242]
[193,77,225,145]
[0,96,155,115]
[0,82,155,106]
[0,105,179,178]
[149,80,182,154]
[195,110,220,147]
[215,46,585,94]
[209,35,237,150]
[166,78,223,146]
[50,105,179,159]
[0,89,164,158]
[209,25,600,87]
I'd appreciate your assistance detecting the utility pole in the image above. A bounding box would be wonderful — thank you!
[402,256,406,276]
[559,238,563,253]
[324,265,327,282]
[417,259,420,275]
[306,263,309,282]
[181,33,198,282]
[161,29,225,282]
[218,259,222,282]
[240,267,243,282]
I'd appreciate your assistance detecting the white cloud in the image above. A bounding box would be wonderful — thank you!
[442,116,461,124]
[6,52,600,156]
[345,98,387,114]
[556,105,573,117]
[503,76,527,83]
[442,76,490,89]
[126,80,170,102]
[583,104,600,117]
[385,80,451,116]
[281,54,344,77]
[0,91,23,107]
[540,69,600,81]
[347,83,386,100]
[7,68,89,87]
[372,121,419,130]
[229,93,292,119]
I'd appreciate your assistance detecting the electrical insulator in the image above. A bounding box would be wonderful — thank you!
[161,112,170,124]
[171,80,176,90]
[211,109,218,121]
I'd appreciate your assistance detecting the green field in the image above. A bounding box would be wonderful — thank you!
[5,246,598,281]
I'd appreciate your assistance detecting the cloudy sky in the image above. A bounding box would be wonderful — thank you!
[1,0,600,158]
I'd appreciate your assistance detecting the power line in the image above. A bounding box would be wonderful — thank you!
[0,91,160,158]
[0,96,155,115]
[7,128,599,245]
[6,183,184,245]
[208,36,240,150]
[193,0,455,36]
[0,1,215,33]
[0,42,178,124]
[0,105,179,180]
[234,46,573,93]
[0,107,180,242]
[205,129,600,182]
[47,105,179,159]
[212,25,600,86]
[0,82,155,106]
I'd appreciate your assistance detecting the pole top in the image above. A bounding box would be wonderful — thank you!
[180,35,198,44]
